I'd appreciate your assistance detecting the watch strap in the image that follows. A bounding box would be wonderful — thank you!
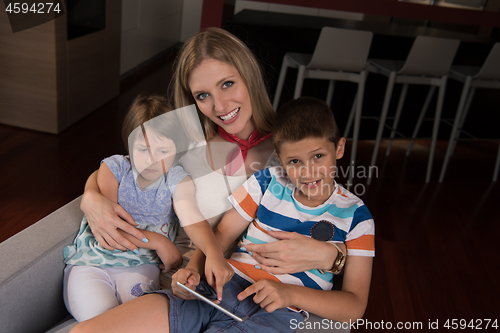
[318,242,346,275]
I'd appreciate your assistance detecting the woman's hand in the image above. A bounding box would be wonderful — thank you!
[172,268,201,300]
[81,182,146,252]
[243,230,345,274]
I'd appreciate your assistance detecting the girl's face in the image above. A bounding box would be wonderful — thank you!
[132,128,177,188]
[188,59,255,140]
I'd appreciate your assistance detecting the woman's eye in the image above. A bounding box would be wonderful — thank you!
[160,150,170,155]
[222,81,234,89]
[196,93,209,101]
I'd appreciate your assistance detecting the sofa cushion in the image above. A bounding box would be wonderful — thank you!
[0,197,83,333]
[0,195,350,333]
[45,316,77,333]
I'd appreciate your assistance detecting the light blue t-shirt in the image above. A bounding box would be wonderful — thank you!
[64,155,189,268]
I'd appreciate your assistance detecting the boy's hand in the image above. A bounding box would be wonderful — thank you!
[172,268,201,300]
[205,254,234,303]
[237,279,294,313]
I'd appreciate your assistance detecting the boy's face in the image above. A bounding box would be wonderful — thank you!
[276,136,346,206]
[133,129,177,187]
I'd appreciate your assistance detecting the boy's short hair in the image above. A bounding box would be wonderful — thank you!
[273,97,341,154]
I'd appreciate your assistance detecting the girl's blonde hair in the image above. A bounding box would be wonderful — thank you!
[171,27,274,140]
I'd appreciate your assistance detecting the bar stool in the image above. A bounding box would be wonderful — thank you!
[367,36,460,183]
[439,42,500,182]
[273,27,373,184]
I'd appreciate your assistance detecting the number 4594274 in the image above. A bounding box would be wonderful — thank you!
[6,3,61,14]
[444,319,498,330]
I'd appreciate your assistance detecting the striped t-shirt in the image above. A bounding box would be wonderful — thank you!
[227,166,375,291]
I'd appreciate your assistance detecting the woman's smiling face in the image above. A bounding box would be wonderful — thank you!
[188,59,255,139]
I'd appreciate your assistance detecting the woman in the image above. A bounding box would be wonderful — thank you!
[72,27,354,333]
[80,28,342,278]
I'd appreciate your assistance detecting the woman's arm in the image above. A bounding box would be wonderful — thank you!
[238,255,373,322]
[80,168,146,251]
[243,230,344,274]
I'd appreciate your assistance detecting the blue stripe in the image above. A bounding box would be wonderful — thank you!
[349,205,373,232]
[309,269,334,282]
[256,206,345,241]
[290,272,322,290]
[326,204,358,219]
[253,168,273,195]
[335,229,347,242]
[242,234,268,245]
[267,175,294,200]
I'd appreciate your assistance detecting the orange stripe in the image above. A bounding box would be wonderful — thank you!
[337,187,348,198]
[232,187,259,218]
[346,234,375,251]
[232,185,248,204]
[227,260,281,283]
[252,221,269,235]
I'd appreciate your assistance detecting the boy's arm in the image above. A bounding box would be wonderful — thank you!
[178,206,252,273]
[213,207,251,254]
[238,255,373,322]
[191,207,251,273]
[173,207,251,300]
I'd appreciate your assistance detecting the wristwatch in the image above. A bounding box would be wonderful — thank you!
[319,242,346,275]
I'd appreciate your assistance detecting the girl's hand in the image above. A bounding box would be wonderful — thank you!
[81,189,146,252]
[237,279,294,313]
[243,230,345,274]
[156,241,183,273]
[172,268,201,300]
[205,253,234,303]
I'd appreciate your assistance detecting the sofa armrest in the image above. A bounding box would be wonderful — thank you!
[0,196,83,333]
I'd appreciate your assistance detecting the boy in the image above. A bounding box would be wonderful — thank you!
[172,96,375,331]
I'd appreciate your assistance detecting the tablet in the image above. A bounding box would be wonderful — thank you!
[176,281,245,322]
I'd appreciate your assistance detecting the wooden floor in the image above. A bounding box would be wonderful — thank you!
[1,50,499,332]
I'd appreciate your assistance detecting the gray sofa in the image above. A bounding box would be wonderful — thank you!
[0,197,349,333]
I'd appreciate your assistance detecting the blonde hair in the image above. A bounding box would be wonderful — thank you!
[171,27,274,140]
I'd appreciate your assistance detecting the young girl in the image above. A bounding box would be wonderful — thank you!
[63,94,231,322]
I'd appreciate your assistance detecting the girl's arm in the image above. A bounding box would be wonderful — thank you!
[81,168,146,251]
[172,207,250,301]
[173,176,234,296]
[238,255,373,322]
[172,176,222,256]
[116,229,182,272]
